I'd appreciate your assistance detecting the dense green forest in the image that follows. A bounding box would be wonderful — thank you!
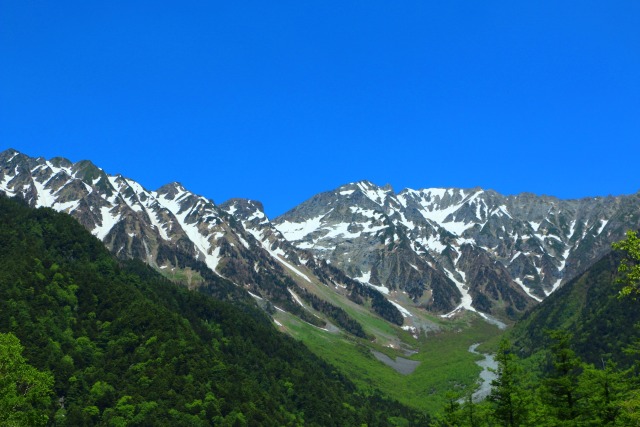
[0,195,425,426]
[510,251,640,368]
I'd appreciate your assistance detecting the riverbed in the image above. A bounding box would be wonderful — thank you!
[468,343,498,402]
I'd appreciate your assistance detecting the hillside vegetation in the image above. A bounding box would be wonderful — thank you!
[0,195,423,426]
[427,240,640,425]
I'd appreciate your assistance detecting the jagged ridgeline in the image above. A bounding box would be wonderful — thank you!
[3,148,640,329]
[0,149,402,336]
[0,195,425,425]
[274,180,640,318]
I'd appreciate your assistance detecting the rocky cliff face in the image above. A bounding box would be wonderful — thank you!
[3,149,639,324]
[0,149,404,334]
[273,181,640,319]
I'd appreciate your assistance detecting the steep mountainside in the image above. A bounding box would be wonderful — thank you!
[3,148,640,325]
[0,194,422,425]
[274,181,640,319]
[0,149,404,336]
[508,249,640,367]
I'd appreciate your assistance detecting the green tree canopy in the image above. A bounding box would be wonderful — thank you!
[0,332,53,426]
[612,230,640,298]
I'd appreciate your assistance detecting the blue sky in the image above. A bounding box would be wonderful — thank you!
[2,2,639,218]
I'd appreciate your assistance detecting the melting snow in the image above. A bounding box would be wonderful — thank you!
[248,210,266,222]
[389,300,412,317]
[288,288,306,306]
[94,207,121,240]
[401,325,418,336]
[440,269,476,318]
[323,222,361,239]
[248,290,263,300]
[279,257,312,283]
[148,209,170,240]
[0,174,14,195]
[33,179,55,207]
[597,219,609,235]
[513,278,543,302]
[355,271,390,294]
[357,181,389,205]
[568,220,577,239]
[419,236,447,253]
[237,234,251,249]
[155,192,224,276]
[547,246,571,295]
[275,213,326,241]
[55,200,80,212]
[245,228,313,283]
[510,251,522,263]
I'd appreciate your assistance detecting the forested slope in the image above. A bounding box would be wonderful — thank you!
[509,250,640,367]
[0,195,423,426]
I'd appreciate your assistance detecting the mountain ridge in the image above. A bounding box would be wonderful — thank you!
[3,148,640,328]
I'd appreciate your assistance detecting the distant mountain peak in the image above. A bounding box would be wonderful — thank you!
[3,149,639,328]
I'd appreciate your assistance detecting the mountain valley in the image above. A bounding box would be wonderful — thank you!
[2,147,640,421]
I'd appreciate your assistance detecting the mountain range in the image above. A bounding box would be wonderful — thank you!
[2,148,639,333]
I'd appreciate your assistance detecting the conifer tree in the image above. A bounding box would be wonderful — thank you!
[489,339,529,426]
[541,330,583,423]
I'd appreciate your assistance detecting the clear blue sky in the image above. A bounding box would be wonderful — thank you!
[2,1,639,218]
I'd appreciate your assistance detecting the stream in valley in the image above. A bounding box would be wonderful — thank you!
[467,343,498,402]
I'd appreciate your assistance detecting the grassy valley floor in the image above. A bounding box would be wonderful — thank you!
[276,309,505,414]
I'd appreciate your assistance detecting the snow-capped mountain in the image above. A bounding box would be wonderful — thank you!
[273,180,640,319]
[0,149,404,334]
[3,149,639,325]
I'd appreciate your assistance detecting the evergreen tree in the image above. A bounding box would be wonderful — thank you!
[577,360,626,425]
[540,330,583,423]
[489,339,529,426]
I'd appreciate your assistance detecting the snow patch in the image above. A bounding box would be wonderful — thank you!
[357,181,389,205]
[547,246,571,295]
[401,325,419,339]
[420,236,447,253]
[513,278,543,302]
[389,300,412,318]
[288,288,305,307]
[597,219,609,235]
[0,173,15,195]
[440,269,475,318]
[247,291,262,301]
[275,213,326,241]
[33,179,55,207]
[148,209,170,240]
[94,207,121,240]
[355,271,390,294]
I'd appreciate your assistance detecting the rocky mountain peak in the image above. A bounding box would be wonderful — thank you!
[156,182,190,199]
[4,150,640,328]
[219,198,265,220]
